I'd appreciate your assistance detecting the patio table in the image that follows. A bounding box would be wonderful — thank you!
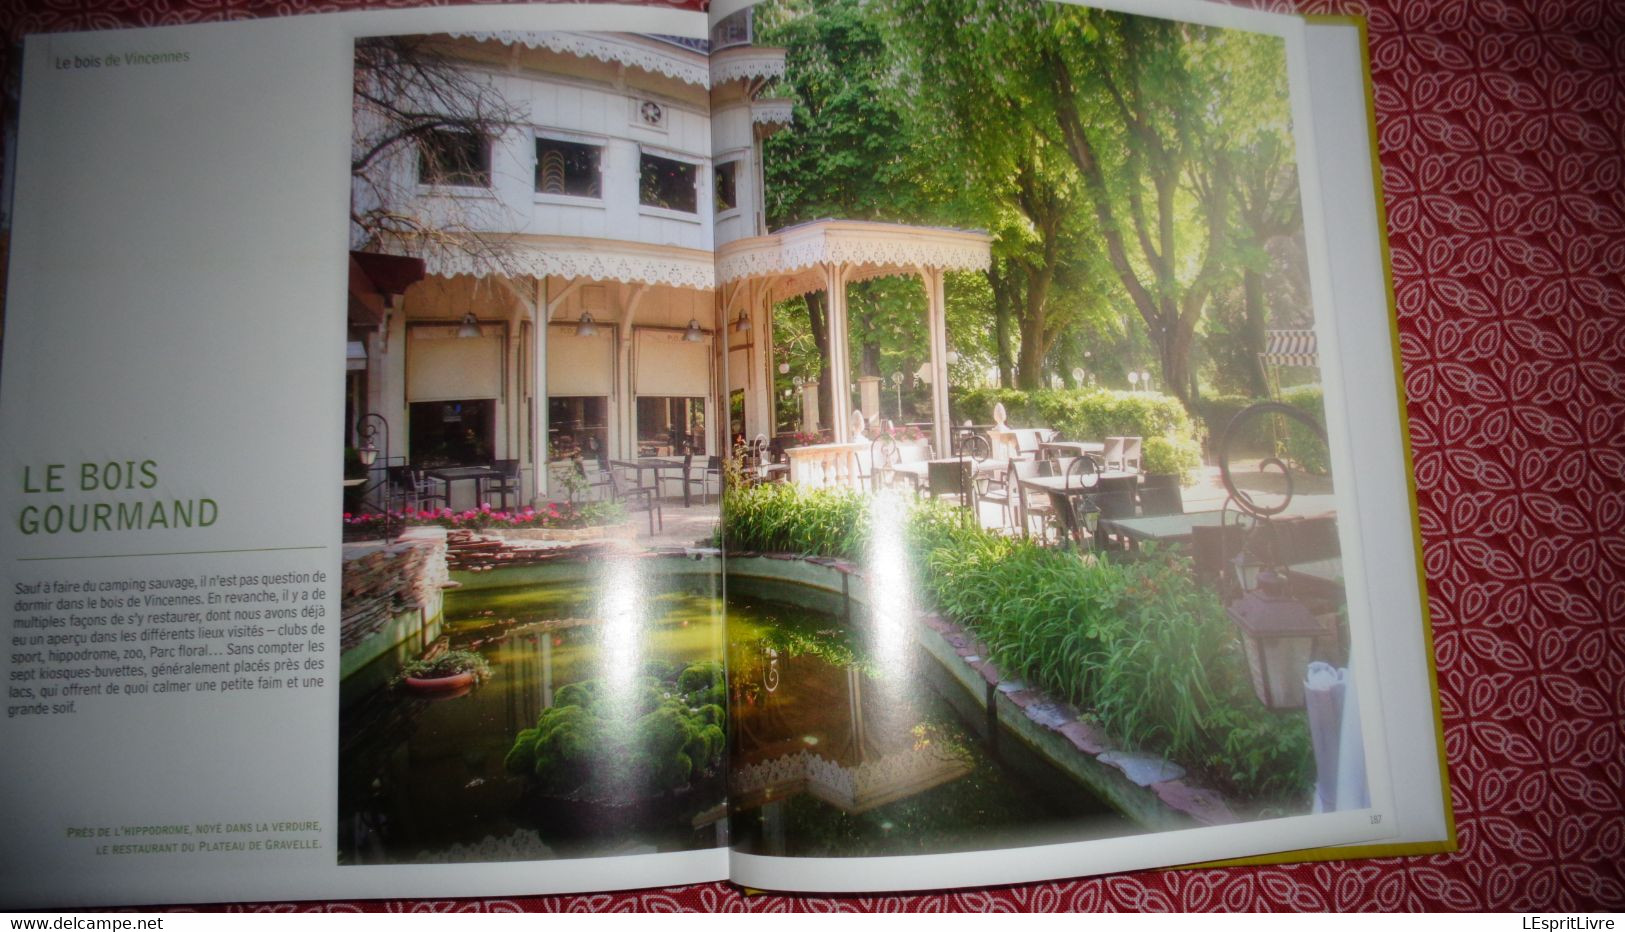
[424,465,505,509]
[1095,509,1229,548]
[1039,440,1105,459]
[887,457,1000,492]
[1285,557,1345,599]
[611,457,693,506]
[1015,471,1138,539]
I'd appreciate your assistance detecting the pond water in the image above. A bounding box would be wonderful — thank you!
[339,561,1128,865]
[338,563,728,864]
[726,576,1131,858]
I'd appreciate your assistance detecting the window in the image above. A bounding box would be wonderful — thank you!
[639,153,698,213]
[409,400,495,467]
[637,396,705,455]
[715,161,738,213]
[548,397,609,465]
[535,138,602,198]
[418,129,490,187]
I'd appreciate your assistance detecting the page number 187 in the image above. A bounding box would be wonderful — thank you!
[1369,814,1383,824]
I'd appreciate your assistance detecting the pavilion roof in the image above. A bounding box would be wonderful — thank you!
[716,219,992,303]
[388,233,716,290]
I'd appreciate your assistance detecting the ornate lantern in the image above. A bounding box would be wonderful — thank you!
[1226,573,1335,709]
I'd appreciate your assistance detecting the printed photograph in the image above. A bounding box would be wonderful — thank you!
[337,29,730,864]
[717,0,1361,858]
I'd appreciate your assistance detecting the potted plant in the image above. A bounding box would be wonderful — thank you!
[398,649,493,692]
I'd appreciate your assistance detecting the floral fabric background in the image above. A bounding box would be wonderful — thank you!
[3,0,1621,912]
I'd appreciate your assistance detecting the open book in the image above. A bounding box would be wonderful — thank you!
[0,0,1452,907]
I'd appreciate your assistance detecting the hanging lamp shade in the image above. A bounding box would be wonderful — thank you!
[684,318,703,342]
[456,311,483,339]
[576,311,598,338]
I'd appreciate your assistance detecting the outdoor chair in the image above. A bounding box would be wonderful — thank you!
[1011,458,1055,539]
[975,458,1020,533]
[607,471,662,535]
[866,435,900,491]
[387,466,446,514]
[660,453,712,504]
[488,459,522,510]
[1192,523,1247,599]
[1086,489,1138,551]
[702,456,724,501]
[1102,437,1127,472]
[926,457,975,509]
[574,459,614,502]
[1273,515,1340,562]
[1138,474,1184,516]
[1122,436,1144,472]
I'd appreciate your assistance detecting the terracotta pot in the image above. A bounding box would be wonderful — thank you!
[404,671,475,691]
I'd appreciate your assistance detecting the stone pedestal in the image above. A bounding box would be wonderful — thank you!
[800,382,821,433]
[857,376,882,421]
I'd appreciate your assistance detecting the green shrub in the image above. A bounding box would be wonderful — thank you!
[721,481,872,559]
[1195,388,1329,478]
[1142,435,1202,484]
[503,666,727,800]
[1279,385,1329,476]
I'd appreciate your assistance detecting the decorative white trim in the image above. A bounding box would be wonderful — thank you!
[709,47,788,86]
[386,234,716,290]
[732,744,972,813]
[716,219,993,286]
[448,32,711,88]
[751,100,795,126]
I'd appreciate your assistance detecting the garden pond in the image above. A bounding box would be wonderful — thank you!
[338,559,1129,864]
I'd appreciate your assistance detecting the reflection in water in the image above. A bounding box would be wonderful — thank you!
[727,579,1131,858]
[337,564,726,864]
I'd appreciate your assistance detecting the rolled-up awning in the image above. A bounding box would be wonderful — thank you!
[1261,329,1319,368]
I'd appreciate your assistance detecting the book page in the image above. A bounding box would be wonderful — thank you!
[712,0,1440,893]
[0,4,733,908]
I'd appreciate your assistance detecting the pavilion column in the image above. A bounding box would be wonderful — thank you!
[530,277,548,501]
[750,282,774,440]
[922,267,951,457]
[823,263,852,443]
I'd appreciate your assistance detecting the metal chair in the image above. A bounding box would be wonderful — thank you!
[1011,459,1054,539]
[1086,489,1138,550]
[1102,437,1127,472]
[926,457,974,509]
[607,471,662,535]
[1138,474,1184,517]
[488,459,522,510]
[976,458,1021,534]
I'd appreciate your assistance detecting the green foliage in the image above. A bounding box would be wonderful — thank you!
[396,649,491,683]
[1142,435,1201,481]
[730,490,1312,801]
[721,480,872,560]
[1193,388,1328,477]
[1192,394,1262,453]
[1279,385,1328,476]
[503,664,728,800]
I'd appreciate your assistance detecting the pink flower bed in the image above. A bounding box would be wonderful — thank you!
[343,499,620,533]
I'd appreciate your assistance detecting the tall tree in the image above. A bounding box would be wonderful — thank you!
[758,0,937,420]
[885,0,1108,390]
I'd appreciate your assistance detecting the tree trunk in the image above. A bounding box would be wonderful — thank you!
[805,291,832,431]
[990,265,1016,389]
[1241,266,1270,397]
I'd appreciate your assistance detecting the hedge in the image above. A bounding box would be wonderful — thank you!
[1192,387,1328,476]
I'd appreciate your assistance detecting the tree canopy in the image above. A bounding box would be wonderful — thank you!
[755,0,1309,412]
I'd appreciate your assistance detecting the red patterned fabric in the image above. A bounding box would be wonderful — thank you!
[4,0,1622,912]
